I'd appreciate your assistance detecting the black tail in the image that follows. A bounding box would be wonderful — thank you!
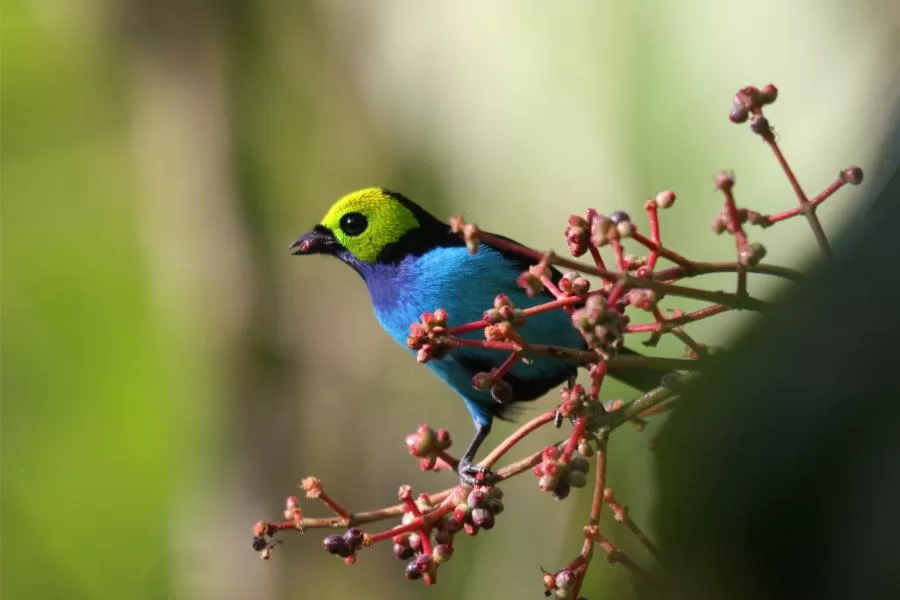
[608,346,670,393]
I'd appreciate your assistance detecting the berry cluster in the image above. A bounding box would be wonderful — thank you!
[564,210,636,257]
[404,424,454,472]
[533,446,591,500]
[482,293,527,328]
[407,309,451,363]
[543,566,581,599]
[323,528,366,564]
[558,272,592,296]
[556,382,607,425]
[570,295,626,352]
[394,486,505,582]
[729,84,779,131]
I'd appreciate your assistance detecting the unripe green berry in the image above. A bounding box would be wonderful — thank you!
[433,543,454,564]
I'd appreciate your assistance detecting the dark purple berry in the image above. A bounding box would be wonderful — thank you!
[343,527,364,550]
[434,528,453,545]
[323,534,352,557]
[405,559,423,580]
[487,498,505,515]
[609,210,631,224]
[750,114,770,136]
[251,536,267,552]
[414,553,435,572]
[552,481,571,500]
[570,456,590,473]
[394,543,414,560]
[568,469,588,488]
[471,507,495,529]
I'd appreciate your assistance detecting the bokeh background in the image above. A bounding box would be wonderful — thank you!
[3,1,899,599]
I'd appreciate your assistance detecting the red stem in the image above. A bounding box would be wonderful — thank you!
[491,352,520,381]
[538,274,565,298]
[645,204,661,270]
[765,138,832,256]
[447,319,489,336]
[605,491,665,565]
[609,238,628,271]
[571,440,608,600]
[537,275,579,317]
[766,176,845,223]
[479,411,557,468]
[522,295,583,316]
[447,295,584,336]
[625,303,730,333]
[318,491,351,520]
[720,187,749,248]
[589,361,607,399]
[606,280,627,306]
[595,533,653,580]
[589,442,608,528]
[400,493,433,557]
[436,450,459,471]
[588,245,607,270]
[631,231,694,269]
[562,416,588,463]
[368,501,455,544]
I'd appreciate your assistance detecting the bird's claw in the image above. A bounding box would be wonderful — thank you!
[457,458,497,486]
[554,408,565,428]
[554,407,578,428]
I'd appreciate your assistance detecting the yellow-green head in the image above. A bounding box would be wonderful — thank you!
[290,187,454,267]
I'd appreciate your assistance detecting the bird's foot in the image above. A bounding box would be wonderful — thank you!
[457,458,497,487]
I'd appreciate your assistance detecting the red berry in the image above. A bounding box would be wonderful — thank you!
[467,489,488,509]
[453,504,472,523]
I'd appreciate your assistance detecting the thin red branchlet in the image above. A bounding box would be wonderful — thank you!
[251,85,863,595]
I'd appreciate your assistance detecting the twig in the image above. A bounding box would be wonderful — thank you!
[604,489,666,566]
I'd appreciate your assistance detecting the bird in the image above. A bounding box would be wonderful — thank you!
[290,187,663,484]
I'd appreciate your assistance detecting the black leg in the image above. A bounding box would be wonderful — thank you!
[456,422,495,486]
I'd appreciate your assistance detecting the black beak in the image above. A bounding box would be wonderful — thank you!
[289,226,337,255]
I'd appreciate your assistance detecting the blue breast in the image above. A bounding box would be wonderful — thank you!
[363,245,584,426]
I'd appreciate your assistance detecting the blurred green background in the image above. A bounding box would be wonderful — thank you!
[3,1,899,598]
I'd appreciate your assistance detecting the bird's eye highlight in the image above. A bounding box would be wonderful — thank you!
[339,212,368,236]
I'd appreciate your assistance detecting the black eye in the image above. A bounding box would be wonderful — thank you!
[339,212,368,236]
